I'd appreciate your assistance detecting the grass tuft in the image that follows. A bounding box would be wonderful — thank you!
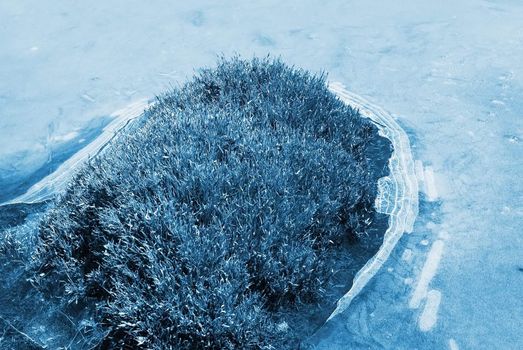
[31,56,388,349]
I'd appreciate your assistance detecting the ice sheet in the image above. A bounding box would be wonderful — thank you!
[1,0,522,349]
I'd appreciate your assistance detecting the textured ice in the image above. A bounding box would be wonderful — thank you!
[324,83,418,322]
[1,0,522,349]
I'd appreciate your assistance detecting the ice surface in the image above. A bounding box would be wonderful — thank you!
[1,0,522,349]
[324,83,418,322]
[3,98,150,205]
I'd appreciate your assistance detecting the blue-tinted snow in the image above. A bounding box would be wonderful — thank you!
[1,0,522,349]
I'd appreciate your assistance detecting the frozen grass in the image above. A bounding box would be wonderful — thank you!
[30,57,388,349]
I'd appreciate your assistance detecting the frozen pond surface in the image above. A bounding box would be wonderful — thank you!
[1,0,522,349]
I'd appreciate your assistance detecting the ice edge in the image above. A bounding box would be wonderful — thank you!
[1,98,151,206]
[325,82,419,321]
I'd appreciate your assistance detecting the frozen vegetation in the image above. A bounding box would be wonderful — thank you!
[2,58,391,349]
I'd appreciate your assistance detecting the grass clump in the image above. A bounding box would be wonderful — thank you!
[31,57,388,349]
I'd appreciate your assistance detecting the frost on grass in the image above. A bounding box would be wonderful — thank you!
[30,57,390,349]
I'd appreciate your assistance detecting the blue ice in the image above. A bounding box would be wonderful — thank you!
[1,0,522,349]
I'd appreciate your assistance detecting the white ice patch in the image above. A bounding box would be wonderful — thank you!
[438,230,450,240]
[419,289,442,331]
[50,131,79,143]
[415,160,425,184]
[424,166,438,201]
[409,240,444,309]
[448,338,460,350]
[81,94,96,103]
[402,248,413,262]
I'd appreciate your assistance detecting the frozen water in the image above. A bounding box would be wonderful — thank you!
[324,83,418,323]
[1,0,522,349]
[3,98,150,205]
